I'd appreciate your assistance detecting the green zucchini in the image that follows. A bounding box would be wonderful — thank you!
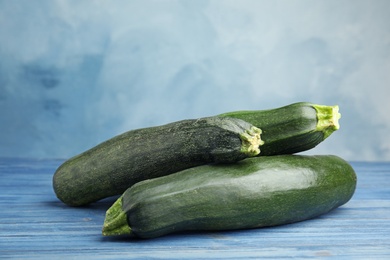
[102,155,356,239]
[218,102,341,155]
[53,117,263,206]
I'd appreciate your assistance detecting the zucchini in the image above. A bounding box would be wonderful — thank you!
[102,155,356,239]
[53,117,263,206]
[218,102,341,155]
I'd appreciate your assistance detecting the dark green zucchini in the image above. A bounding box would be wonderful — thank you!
[53,117,263,206]
[218,102,341,155]
[102,155,356,239]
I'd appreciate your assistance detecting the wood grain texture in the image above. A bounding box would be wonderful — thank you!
[0,158,389,259]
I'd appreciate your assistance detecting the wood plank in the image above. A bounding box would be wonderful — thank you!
[0,158,389,258]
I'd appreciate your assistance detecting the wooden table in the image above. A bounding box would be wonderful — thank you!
[1,158,389,259]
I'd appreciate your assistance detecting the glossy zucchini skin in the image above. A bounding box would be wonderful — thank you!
[53,117,262,206]
[102,155,357,239]
[218,102,341,155]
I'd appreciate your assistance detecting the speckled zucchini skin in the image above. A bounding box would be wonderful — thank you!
[219,102,341,155]
[53,117,262,206]
[102,155,356,239]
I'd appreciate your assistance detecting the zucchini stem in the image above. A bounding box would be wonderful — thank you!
[313,104,341,140]
[240,126,264,156]
[102,196,132,236]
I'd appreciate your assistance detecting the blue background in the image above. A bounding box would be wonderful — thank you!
[1,0,389,161]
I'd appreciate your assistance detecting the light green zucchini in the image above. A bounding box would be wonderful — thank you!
[218,102,341,155]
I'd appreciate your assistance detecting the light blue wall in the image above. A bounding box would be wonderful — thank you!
[1,0,389,161]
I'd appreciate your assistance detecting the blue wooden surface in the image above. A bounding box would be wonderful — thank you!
[0,158,389,259]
